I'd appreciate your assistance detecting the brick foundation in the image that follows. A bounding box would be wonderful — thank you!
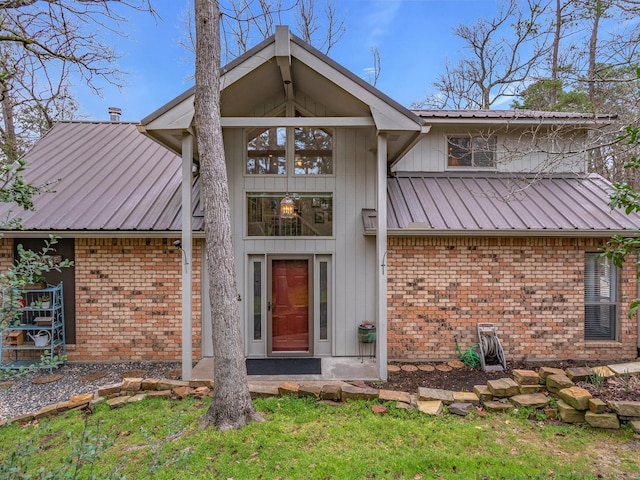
[387,237,639,362]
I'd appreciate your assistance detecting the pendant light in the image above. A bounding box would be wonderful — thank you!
[279,194,295,218]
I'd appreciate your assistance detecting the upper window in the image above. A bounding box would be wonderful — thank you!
[584,253,618,341]
[246,127,333,175]
[294,128,333,175]
[447,135,497,168]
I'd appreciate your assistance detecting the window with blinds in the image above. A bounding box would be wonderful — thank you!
[584,253,618,341]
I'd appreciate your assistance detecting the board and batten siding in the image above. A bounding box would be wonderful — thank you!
[394,126,587,174]
[224,127,378,357]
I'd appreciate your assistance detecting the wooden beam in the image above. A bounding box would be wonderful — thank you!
[220,117,375,127]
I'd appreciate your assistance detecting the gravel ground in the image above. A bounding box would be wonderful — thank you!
[0,362,181,422]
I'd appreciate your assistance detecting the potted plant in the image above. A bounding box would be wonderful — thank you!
[24,276,46,290]
[39,295,51,309]
[358,321,376,343]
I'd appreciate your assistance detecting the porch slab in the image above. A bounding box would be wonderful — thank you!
[607,362,640,376]
[191,357,380,382]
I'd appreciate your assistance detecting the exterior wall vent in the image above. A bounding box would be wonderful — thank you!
[108,107,122,122]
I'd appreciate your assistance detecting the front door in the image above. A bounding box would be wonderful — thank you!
[268,257,312,355]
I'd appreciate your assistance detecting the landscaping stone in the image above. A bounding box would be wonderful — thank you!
[387,365,401,373]
[157,379,189,391]
[35,402,66,419]
[188,379,213,388]
[512,369,540,386]
[448,402,473,416]
[128,393,147,403]
[608,362,640,375]
[519,385,542,394]
[447,360,466,369]
[588,398,607,414]
[417,400,443,416]
[172,386,192,399]
[486,378,519,397]
[418,387,454,404]
[510,393,549,409]
[379,389,411,404]
[320,384,342,401]
[67,393,94,409]
[340,384,379,401]
[371,404,388,415]
[396,401,413,410]
[591,365,616,379]
[278,381,300,396]
[78,371,108,382]
[538,367,565,381]
[558,386,592,411]
[565,367,593,382]
[585,411,620,429]
[97,383,122,397]
[247,382,278,398]
[32,374,63,384]
[298,383,322,398]
[608,401,640,418]
[106,396,130,409]
[435,364,452,372]
[546,374,574,394]
[483,400,513,413]
[417,365,435,372]
[453,391,479,405]
[146,389,172,398]
[557,399,585,424]
[0,381,14,391]
[120,377,143,391]
[473,384,493,402]
[401,364,418,372]
[630,420,640,433]
[12,412,35,423]
[141,378,160,390]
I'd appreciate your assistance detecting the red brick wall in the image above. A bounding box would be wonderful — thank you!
[69,238,202,362]
[387,236,638,362]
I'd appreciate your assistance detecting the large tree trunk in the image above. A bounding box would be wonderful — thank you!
[194,0,262,431]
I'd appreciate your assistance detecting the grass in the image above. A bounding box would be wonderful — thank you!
[1,395,639,479]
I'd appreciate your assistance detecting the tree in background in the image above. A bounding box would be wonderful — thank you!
[193,0,263,431]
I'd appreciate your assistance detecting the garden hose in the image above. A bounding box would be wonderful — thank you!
[454,336,481,368]
[480,334,506,367]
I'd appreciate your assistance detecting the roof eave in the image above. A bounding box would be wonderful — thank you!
[382,228,637,238]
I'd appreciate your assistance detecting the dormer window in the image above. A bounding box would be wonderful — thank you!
[447,135,496,168]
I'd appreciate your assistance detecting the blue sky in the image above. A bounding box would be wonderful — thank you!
[76,0,500,121]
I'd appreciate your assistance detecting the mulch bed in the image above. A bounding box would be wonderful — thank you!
[366,359,640,403]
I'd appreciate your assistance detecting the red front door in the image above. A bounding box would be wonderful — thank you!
[269,258,311,354]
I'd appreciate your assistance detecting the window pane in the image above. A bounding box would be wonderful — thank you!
[473,136,496,167]
[447,137,471,166]
[319,261,328,340]
[247,127,286,175]
[253,261,262,340]
[294,128,333,174]
[247,193,333,237]
[584,254,617,341]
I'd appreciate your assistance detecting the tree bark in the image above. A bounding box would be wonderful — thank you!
[193,0,262,431]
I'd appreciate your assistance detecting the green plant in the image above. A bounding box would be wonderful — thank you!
[587,369,606,389]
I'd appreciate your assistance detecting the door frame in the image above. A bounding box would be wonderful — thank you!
[267,254,314,357]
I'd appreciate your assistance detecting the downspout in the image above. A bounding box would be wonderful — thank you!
[181,132,194,380]
[377,133,388,380]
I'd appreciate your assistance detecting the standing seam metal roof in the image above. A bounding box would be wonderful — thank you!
[385,173,640,234]
[0,122,202,232]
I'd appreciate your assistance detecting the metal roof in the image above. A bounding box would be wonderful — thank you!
[382,172,640,236]
[412,109,616,125]
[0,122,203,234]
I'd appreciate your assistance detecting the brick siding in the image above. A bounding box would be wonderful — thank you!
[387,236,638,362]
[70,238,202,362]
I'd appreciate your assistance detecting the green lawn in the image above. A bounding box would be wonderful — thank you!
[1,395,639,479]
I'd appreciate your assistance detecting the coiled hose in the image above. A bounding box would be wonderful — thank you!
[454,335,481,368]
[480,334,506,367]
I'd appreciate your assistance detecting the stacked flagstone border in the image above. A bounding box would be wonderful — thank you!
[1,364,639,434]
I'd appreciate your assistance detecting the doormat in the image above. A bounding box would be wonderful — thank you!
[246,358,321,375]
